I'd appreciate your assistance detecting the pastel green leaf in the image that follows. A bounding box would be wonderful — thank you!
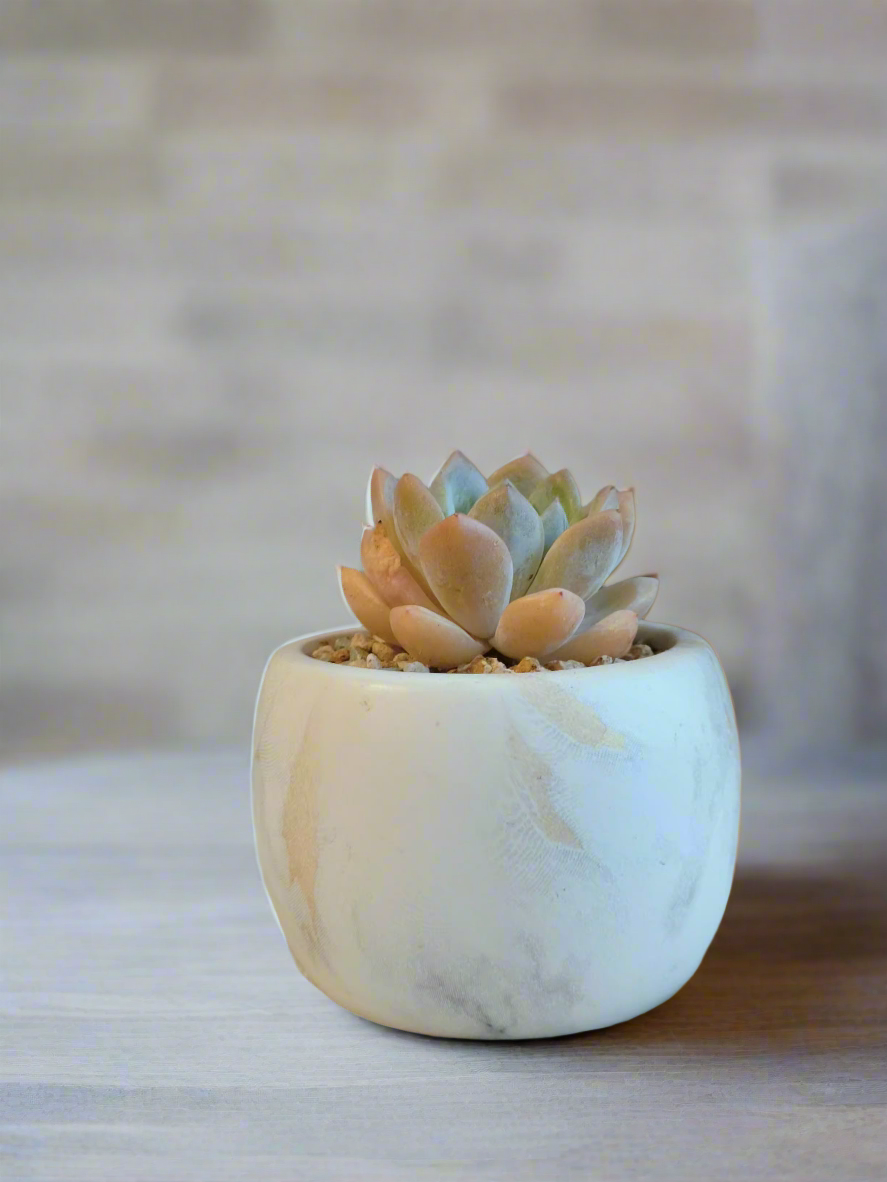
[617,488,636,564]
[418,514,513,639]
[529,468,583,524]
[469,481,545,600]
[393,473,444,574]
[529,509,623,599]
[583,575,659,627]
[540,499,568,553]
[430,450,489,516]
[486,453,549,499]
[584,484,619,515]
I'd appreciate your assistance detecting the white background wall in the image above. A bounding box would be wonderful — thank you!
[2,1,886,760]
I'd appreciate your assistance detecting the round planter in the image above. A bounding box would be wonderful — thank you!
[252,621,741,1040]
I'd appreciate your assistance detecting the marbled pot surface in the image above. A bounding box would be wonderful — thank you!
[252,621,740,1039]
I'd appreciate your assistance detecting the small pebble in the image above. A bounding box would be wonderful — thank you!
[350,633,374,653]
[333,635,351,651]
[348,655,368,668]
[463,655,506,674]
[545,659,585,671]
[365,652,383,669]
[591,654,615,666]
[311,644,335,662]
[511,656,543,674]
[627,643,654,661]
[401,660,429,673]
[371,639,398,663]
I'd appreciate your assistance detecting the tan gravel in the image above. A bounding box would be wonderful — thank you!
[311,632,657,672]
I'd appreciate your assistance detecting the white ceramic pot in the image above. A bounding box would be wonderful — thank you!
[252,621,740,1040]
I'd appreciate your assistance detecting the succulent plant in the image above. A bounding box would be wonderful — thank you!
[338,451,658,670]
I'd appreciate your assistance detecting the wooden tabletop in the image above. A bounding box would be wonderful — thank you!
[3,748,886,1181]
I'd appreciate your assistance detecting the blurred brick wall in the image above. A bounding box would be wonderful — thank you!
[2,2,886,760]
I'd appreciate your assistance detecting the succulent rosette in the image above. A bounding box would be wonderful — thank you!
[338,451,658,670]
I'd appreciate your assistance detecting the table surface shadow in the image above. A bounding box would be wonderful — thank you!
[3,746,886,1182]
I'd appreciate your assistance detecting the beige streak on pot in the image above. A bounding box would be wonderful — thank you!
[519,678,627,751]
[282,707,323,942]
[508,730,582,851]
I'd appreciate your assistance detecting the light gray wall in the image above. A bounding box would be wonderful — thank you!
[759,215,887,750]
[2,2,886,760]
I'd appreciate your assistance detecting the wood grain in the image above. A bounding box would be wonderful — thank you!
[2,748,886,1180]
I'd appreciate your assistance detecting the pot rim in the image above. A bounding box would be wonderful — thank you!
[260,620,720,690]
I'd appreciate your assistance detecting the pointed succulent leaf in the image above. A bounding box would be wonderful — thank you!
[469,481,545,600]
[367,466,396,527]
[616,488,636,564]
[529,509,623,600]
[492,588,585,660]
[429,450,489,516]
[367,470,436,597]
[486,452,549,499]
[360,524,439,611]
[584,484,619,515]
[584,575,659,627]
[549,609,638,664]
[540,499,568,553]
[418,514,513,639]
[390,605,486,669]
[338,566,397,644]
[529,468,583,524]
[393,473,444,572]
